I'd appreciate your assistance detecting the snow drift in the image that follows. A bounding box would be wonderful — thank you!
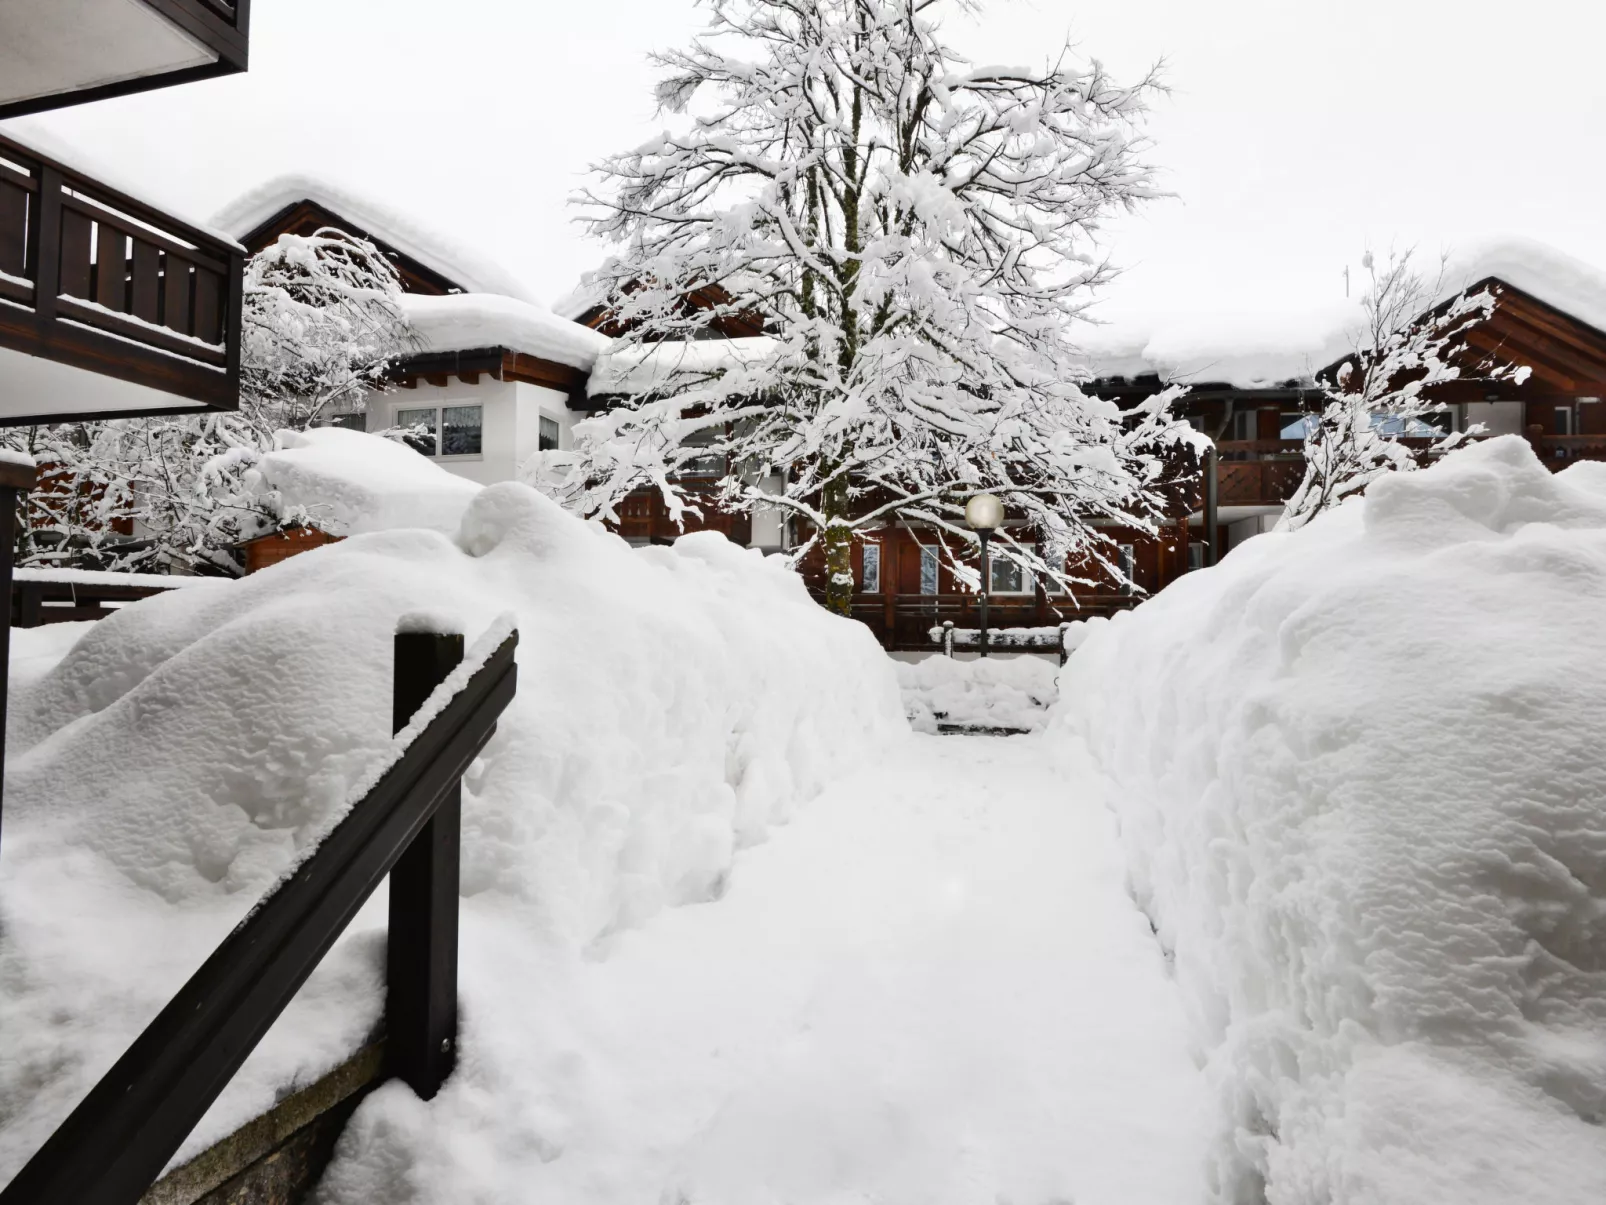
[896,654,1059,734]
[0,477,903,1185]
[1053,435,1606,1204]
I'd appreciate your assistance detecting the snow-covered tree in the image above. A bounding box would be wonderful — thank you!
[1280,249,1530,532]
[3,229,412,572]
[557,0,1197,614]
[241,227,412,428]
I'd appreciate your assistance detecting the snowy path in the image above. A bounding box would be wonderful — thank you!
[327,733,1210,1204]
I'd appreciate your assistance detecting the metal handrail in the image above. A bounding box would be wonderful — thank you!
[0,629,518,1205]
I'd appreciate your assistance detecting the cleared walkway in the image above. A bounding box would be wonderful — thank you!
[320,733,1211,1204]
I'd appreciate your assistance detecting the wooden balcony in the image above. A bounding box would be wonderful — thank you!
[0,132,243,423]
[1525,433,1606,464]
[1214,441,1307,506]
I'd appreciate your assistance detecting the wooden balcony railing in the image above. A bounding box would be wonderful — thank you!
[0,133,244,420]
[1526,433,1606,462]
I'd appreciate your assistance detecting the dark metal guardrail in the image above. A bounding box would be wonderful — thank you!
[930,620,1075,664]
[0,623,518,1205]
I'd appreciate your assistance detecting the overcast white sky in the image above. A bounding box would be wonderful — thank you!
[11,0,1606,333]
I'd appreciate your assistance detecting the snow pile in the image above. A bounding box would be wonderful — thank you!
[399,292,611,373]
[898,654,1059,733]
[1052,435,1606,1203]
[0,482,902,1185]
[247,426,482,536]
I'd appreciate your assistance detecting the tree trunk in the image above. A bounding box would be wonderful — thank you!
[823,476,853,617]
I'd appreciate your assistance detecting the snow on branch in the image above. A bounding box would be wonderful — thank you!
[1280,247,1532,532]
[554,0,1197,613]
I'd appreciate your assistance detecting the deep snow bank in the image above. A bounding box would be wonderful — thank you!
[0,482,902,1182]
[1052,436,1606,1204]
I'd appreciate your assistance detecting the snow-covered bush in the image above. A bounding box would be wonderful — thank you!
[0,459,903,1182]
[897,654,1059,733]
[1051,435,1606,1203]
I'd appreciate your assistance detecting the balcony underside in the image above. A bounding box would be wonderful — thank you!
[0,342,221,423]
[0,0,249,120]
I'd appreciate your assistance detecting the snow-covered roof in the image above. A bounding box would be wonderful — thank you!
[211,174,544,305]
[1080,299,1360,390]
[1442,236,1606,336]
[1085,237,1606,390]
[588,336,780,397]
[0,119,244,250]
[399,292,612,373]
[552,274,608,321]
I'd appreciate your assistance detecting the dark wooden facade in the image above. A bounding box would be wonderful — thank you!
[0,132,245,422]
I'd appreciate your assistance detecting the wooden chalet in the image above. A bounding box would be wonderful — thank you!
[213,180,610,487]
[573,250,1606,650]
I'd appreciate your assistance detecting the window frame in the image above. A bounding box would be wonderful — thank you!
[391,401,485,461]
[861,542,882,594]
[918,546,940,596]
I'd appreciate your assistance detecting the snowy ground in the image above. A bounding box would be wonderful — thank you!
[318,732,1209,1205]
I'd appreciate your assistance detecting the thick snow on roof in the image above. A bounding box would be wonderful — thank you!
[211,174,544,305]
[1080,299,1362,389]
[1086,237,1606,389]
[248,427,482,537]
[1443,235,1606,335]
[589,336,780,397]
[399,292,611,372]
[551,274,608,321]
[0,119,243,250]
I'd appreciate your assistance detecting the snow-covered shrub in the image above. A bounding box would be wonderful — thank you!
[1051,435,1606,1203]
[897,654,1059,733]
[0,465,903,1180]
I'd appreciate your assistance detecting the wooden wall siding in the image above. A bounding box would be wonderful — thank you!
[0,134,244,422]
[386,348,590,407]
[238,199,465,298]
[575,282,769,340]
[612,486,753,547]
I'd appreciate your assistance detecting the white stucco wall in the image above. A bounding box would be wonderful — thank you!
[366,376,577,487]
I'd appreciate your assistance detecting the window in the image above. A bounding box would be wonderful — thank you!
[989,555,1024,594]
[1118,543,1136,596]
[919,547,939,595]
[1229,409,1258,441]
[1555,405,1575,436]
[1280,413,1316,439]
[396,404,483,458]
[539,415,561,452]
[861,543,881,594]
[1188,542,1206,572]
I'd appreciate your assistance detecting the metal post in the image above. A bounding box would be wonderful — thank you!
[389,629,464,1101]
[1204,445,1221,568]
[978,529,992,658]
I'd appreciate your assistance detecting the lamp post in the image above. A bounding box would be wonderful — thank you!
[965,493,1004,658]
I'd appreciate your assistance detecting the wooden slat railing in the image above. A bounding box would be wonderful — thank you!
[0,625,517,1205]
[0,133,244,418]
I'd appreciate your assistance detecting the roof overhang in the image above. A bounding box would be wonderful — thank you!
[0,0,250,120]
